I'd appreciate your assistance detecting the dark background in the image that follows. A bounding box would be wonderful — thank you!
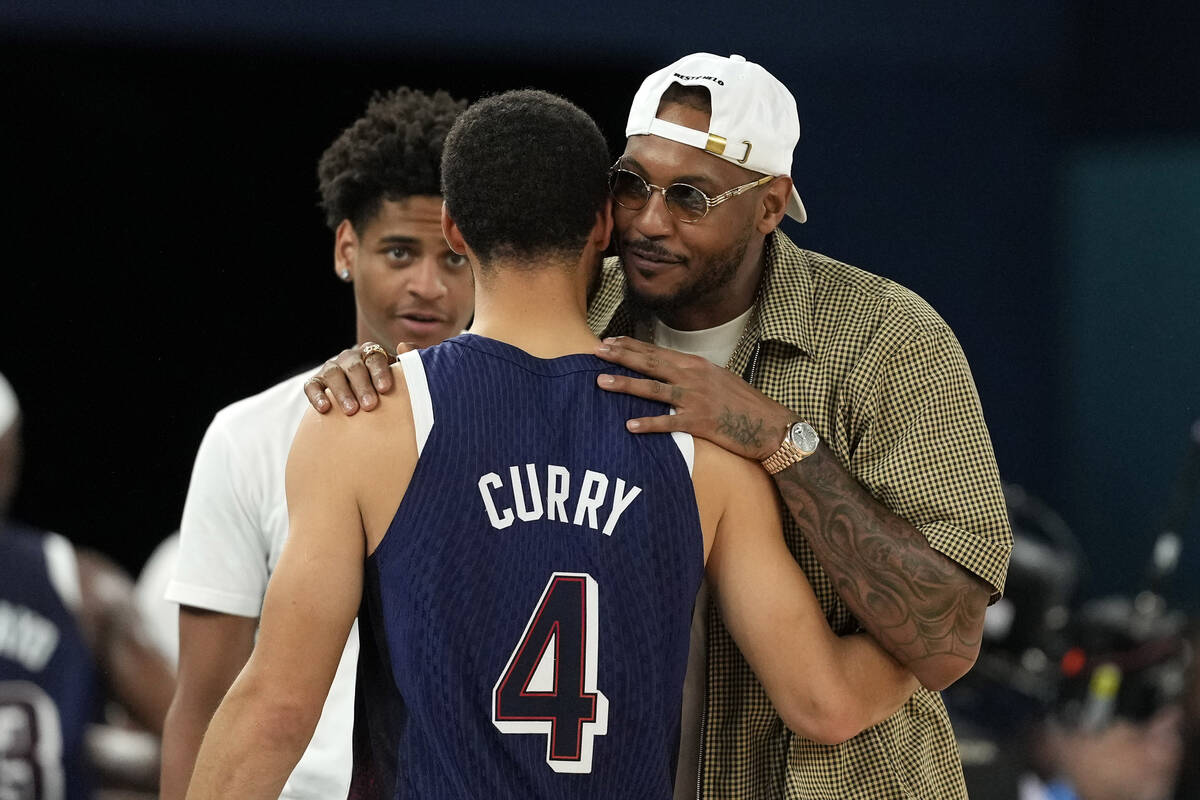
[2,1,1198,610]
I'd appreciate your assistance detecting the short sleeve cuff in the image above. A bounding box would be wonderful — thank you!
[164,579,263,618]
[921,519,1012,601]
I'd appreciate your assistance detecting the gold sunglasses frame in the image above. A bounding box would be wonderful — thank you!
[608,163,774,223]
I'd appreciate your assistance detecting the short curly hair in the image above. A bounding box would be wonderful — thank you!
[317,87,468,232]
[440,89,610,266]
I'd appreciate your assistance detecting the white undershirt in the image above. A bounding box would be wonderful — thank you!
[652,304,755,368]
[652,308,753,800]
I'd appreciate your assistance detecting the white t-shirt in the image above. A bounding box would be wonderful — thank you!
[165,372,357,800]
[651,304,754,369]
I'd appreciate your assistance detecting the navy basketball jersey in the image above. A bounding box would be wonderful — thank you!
[0,524,99,800]
[350,334,704,800]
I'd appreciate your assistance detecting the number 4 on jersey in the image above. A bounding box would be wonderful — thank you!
[492,572,609,774]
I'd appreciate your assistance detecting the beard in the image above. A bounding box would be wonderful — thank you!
[618,225,752,325]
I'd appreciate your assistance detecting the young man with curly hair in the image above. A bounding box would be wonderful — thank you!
[158,86,473,800]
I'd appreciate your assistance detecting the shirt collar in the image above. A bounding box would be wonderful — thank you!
[587,256,630,339]
[756,229,815,357]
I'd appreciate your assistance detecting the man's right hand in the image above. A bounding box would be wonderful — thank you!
[303,342,413,415]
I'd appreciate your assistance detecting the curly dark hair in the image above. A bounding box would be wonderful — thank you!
[440,89,610,266]
[317,87,468,232]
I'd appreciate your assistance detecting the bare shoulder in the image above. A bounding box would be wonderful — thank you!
[293,363,413,455]
[283,367,411,532]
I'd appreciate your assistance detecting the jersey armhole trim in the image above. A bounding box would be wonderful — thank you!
[669,409,694,476]
[398,350,434,456]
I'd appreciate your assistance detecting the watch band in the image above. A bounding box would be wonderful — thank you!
[760,421,819,475]
[761,439,806,475]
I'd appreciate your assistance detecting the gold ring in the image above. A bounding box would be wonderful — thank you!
[361,343,388,361]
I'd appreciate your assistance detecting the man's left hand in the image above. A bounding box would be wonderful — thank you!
[594,337,794,461]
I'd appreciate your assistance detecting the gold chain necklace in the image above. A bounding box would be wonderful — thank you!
[645,296,760,371]
[722,301,760,370]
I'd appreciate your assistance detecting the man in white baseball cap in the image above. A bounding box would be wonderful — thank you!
[623,52,807,223]
[591,52,1011,799]
[301,51,1012,800]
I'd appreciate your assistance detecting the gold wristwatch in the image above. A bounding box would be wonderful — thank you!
[760,420,820,475]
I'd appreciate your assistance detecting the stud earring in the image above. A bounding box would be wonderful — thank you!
[339,269,352,282]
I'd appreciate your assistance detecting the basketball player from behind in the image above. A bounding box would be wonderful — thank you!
[185,89,917,799]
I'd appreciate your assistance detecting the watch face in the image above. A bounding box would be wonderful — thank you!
[789,421,820,454]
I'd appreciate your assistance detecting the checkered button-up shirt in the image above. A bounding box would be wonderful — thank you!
[588,231,1012,800]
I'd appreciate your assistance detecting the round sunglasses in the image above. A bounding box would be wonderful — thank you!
[608,162,774,223]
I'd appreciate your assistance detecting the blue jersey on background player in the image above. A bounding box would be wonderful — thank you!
[350,335,701,798]
[0,524,99,800]
[0,369,175,800]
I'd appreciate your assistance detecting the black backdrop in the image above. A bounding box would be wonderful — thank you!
[0,40,652,565]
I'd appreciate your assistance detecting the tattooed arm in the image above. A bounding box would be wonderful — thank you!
[712,399,990,690]
[595,336,999,691]
[769,443,990,690]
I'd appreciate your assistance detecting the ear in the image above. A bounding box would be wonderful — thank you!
[755,176,791,235]
[333,219,358,280]
[440,203,468,256]
[589,198,614,252]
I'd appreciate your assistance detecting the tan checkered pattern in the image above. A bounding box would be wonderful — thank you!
[588,231,1012,799]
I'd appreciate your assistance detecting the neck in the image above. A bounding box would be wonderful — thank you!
[469,257,598,358]
[656,231,767,331]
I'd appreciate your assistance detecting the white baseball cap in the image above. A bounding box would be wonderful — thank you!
[0,371,17,437]
[626,52,807,223]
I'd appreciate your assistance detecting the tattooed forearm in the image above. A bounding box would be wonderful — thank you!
[773,447,989,690]
[715,407,765,449]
